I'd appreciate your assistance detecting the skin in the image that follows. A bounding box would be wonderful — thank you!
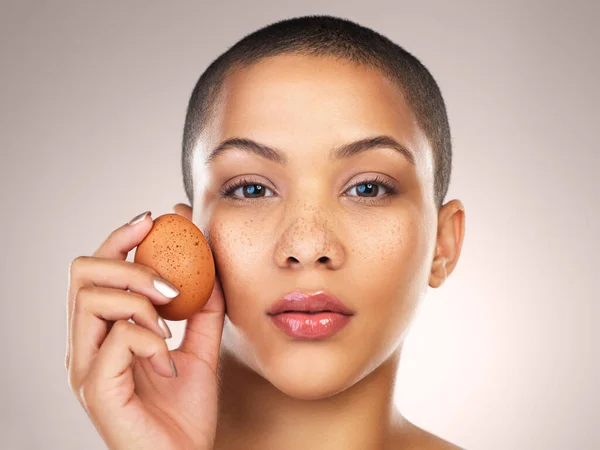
[175,54,466,449]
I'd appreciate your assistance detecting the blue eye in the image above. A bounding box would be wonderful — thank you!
[347,182,386,198]
[343,176,398,204]
[221,178,275,200]
[221,175,398,204]
[230,183,274,199]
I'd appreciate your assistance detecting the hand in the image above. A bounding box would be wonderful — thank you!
[65,205,225,450]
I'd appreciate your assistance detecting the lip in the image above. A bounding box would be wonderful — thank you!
[267,291,354,339]
[267,290,354,316]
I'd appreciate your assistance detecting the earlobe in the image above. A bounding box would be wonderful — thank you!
[428,199,465,289]
[428,257,447,288]
[172,203,193,221]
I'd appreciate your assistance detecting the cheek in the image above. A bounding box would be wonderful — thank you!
[352,215,423,285]
[352,215,428,339]
[208,215,271,313]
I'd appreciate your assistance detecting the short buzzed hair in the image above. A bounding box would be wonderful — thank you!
[182,15,452,210]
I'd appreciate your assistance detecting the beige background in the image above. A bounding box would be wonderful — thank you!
[1,1,598,449]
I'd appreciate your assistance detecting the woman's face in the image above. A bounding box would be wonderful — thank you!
[192,54,438,399]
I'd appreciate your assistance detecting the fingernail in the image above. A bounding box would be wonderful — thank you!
[128,211,151,226]
[153,278,179,299]
[170,358,178,377]
[158,316,172,339]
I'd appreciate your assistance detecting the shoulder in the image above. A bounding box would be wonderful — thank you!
[409,432,463,450]
[389,417,464,450]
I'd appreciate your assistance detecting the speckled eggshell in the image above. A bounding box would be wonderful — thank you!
[133,213,215,321]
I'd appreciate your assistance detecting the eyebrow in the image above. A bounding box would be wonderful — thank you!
[205,135,416,166]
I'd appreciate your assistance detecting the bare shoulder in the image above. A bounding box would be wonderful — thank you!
[409,430,463,450]
[389,417,463,450]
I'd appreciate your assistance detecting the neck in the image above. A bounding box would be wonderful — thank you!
[213,346,406,450]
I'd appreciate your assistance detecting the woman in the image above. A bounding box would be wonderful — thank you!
[65,15,466,449]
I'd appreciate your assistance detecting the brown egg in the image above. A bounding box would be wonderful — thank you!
[134,213,215,321]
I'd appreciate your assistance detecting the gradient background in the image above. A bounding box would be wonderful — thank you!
[1,1,598,449]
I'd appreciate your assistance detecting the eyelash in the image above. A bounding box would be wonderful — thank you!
[219,175,399,205]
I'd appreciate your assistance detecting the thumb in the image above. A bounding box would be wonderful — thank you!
[172,203,192,220]
[173,202,226,370]
[178,274,226,373]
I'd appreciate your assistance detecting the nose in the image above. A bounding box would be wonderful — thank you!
[273,211,346,270]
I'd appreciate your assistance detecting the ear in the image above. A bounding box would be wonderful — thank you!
[429,199,466,288]
[172,203,193,221]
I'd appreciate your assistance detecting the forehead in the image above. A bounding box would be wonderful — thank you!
[201,53,431,170]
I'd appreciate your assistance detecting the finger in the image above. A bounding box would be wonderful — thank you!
[179,273,226,373]
[172,203,192,220]
[81,320,175,409]
[66,210,153,370]
[69,286,172,392]
[93,320,175,386]
[93,210,153,260]
[66,256,178,370]
[69,256,178,310]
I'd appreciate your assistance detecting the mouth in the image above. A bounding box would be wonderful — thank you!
[267,290,355,316]
[267,291,354,339]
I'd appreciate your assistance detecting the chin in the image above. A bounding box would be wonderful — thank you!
[221,318,371,400]
[267,371,353,400]
[260,348,362,400]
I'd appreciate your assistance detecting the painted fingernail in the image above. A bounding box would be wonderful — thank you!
[128,211,151,226]
[170,358,178,377]
[158,316,172,339]
[153,278,180,299]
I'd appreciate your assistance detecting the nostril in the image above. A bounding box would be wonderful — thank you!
[285,256,330,265]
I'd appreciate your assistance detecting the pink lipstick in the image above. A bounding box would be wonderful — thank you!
[267,291,354,339]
